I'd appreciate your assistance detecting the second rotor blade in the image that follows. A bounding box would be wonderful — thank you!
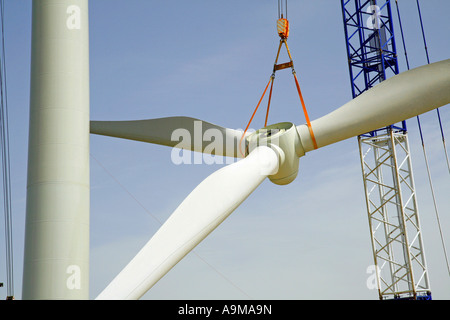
[297,59,450,152]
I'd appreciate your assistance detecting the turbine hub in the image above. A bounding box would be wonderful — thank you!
[246,122,301,185]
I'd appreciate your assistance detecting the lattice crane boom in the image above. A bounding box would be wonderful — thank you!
[340,0,432,300]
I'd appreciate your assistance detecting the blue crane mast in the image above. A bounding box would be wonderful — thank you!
[340,0,432,300]
[341,0,404,132]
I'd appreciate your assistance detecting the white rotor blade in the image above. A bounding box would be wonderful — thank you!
[96,146,280,300]
[91,116,248,158]
[297,59,450,152]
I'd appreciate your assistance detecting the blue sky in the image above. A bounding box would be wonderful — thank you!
[1,0,449,300]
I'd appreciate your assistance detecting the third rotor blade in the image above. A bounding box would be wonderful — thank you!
[96,146,280,300]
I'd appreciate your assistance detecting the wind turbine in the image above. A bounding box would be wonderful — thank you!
[92,59,450,299]
[22,0,449,300]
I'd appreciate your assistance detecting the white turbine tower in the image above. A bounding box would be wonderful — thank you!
[21,1,449,300]
[22,0,89,299]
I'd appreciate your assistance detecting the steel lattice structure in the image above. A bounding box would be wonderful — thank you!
[341,0,432,299]
[359,132,431,299]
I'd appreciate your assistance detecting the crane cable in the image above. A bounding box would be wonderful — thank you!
[0,0,14,300]
[240,1,317,156]
[415,0,450,278]
[394,0,450,279]
[278,0,287,21]
[415,0,450,174]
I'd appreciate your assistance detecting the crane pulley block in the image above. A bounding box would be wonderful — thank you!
[277,18,289,39]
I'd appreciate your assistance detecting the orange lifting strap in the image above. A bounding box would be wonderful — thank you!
[239,17,318,156]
